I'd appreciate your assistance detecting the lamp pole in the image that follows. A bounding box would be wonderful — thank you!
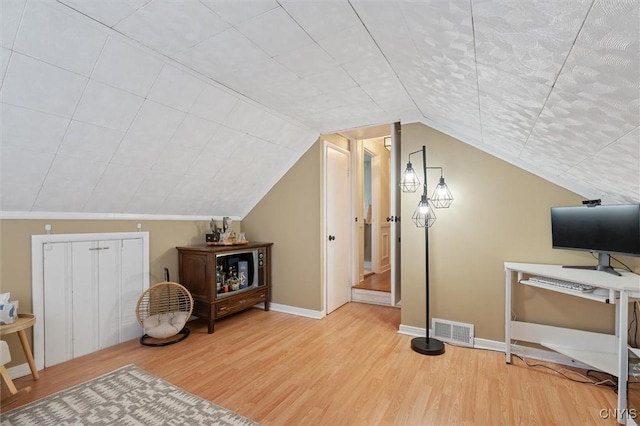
[410,146,445,356]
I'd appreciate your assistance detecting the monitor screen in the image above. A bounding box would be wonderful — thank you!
[550,204,640,257]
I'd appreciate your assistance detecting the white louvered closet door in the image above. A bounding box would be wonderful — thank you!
[42,238,144,367]
[42,241,71,367]
[71,240,101,359]
[119,238,145,343]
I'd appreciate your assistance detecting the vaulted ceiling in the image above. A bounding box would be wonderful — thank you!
[1,0,638,218]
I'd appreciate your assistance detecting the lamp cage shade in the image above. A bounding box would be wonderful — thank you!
[412,194,437,228]
[431,177,454,208]
[400,162,421,193]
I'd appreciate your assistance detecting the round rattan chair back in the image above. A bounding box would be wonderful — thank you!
[135,282,193,346]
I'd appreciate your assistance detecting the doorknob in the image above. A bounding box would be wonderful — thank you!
[386,216,400,222]
[328,235,335,241]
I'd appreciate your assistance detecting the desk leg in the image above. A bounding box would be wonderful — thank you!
[505,268,512,364]
[618,290,629,424]
[16,329,39,380]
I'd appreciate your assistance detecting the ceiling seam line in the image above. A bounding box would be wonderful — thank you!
[55,0,313,133]
[279,1,368,101]
[469,0,484,145]
[54,1,252,107]
[54,0,152,29]
[516,0,598,158]
[0,52,14,91]
[395,1,437,122]
[26,32,110,212]
[87,63,156,214]
[565,126,640,174]
[10,0,28,51]
[346,0,422,115]
[60,36,111,213]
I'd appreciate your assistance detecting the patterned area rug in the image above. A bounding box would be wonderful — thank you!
[1,364,259,425]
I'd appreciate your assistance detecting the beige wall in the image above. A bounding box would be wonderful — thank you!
[0,218,223,367]
[243,122,640,343]
[400,123,640,342]
[242,138,324,311]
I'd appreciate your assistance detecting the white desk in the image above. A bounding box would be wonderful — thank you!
[504,262,640,424]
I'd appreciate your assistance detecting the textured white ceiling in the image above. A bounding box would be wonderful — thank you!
[1,0,638,219]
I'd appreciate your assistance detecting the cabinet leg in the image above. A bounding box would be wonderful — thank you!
[208,319,214,334]
[265,301,270,312]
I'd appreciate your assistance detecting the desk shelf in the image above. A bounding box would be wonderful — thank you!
[542,343,618,376]
[519,279,613,303]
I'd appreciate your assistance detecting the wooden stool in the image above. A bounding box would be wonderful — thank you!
[0,314,39,380]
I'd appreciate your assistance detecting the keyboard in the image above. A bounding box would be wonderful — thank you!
[528,276,596,293]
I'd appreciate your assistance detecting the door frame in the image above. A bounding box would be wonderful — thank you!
[348,129,400,307]
[364,147,380,274]
[390,122,401,306]
[323,140,352,315]
[352,139,362,287]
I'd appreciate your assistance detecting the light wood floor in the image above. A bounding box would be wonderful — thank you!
[353,270,391,292]
[2,303,620,425]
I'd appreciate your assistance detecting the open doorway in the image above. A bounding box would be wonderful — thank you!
[351,134,394,305]
[336,123,401,308]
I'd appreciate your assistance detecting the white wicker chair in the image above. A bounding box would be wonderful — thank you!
[135,282,193,347]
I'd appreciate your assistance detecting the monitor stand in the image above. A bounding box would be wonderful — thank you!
[562,252,622,276]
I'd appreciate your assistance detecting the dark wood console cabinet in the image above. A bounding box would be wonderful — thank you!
[176,242,273,334]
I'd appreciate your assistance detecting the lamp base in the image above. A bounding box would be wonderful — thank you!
[411,337,445,356]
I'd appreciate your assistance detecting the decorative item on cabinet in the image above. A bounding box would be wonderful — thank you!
[206,218,221,243]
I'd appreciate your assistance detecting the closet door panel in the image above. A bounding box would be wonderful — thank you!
[98,240,120,349]
[43,242,72,367]
[120,238,144,342]
[71,241,98,358]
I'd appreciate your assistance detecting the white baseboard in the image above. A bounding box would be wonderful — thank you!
[261,302,325,320]
[351,288,392,306]
[399,324,596,371]
[7,363,31,380]
[398,324,428,337]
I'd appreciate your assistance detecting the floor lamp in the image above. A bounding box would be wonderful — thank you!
[400,145,454,356]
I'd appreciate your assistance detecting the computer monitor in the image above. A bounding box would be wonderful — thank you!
[550,204,640,276]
